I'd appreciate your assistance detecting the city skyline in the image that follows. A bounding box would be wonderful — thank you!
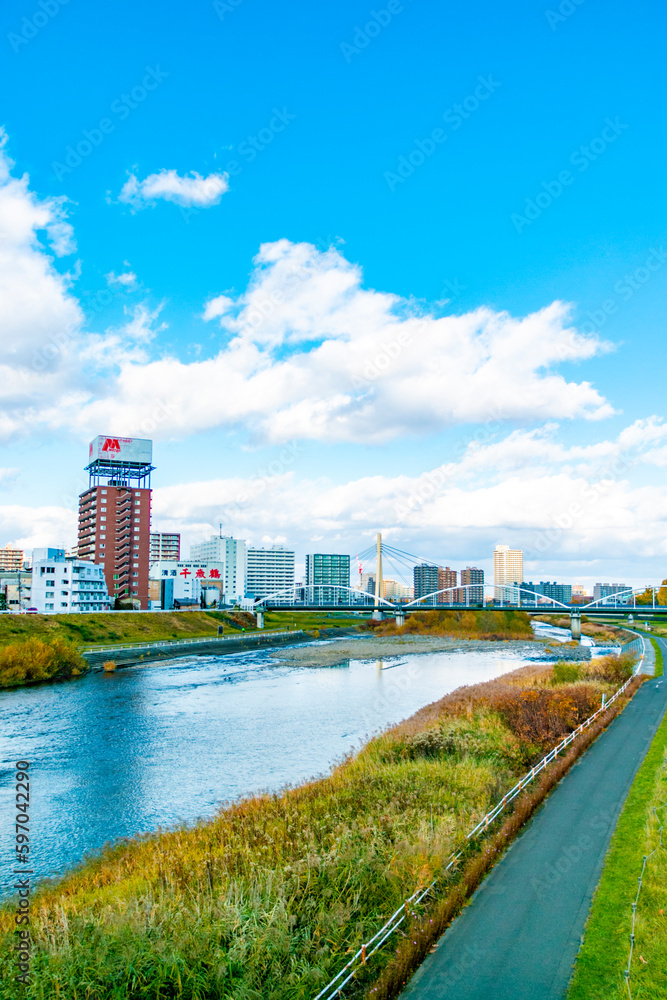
[1,1,667,590]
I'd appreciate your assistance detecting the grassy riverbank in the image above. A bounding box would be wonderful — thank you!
[0,609,256,647]
[567,671,667,999]
[0,653,638,998]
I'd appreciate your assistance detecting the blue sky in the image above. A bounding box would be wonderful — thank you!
[1,0,666,587]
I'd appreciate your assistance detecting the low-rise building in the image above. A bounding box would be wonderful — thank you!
[149,561,225,609]
[593,582,631,604]
[31,548,110,613]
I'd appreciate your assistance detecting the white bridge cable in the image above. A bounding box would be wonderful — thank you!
[312,651,644,1000]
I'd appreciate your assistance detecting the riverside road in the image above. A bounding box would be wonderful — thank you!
[402,637,667,1000]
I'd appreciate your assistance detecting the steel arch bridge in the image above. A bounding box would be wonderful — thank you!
[252,582,667,616]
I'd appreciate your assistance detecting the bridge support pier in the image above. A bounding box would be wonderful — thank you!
[372,610,384,621]
[256,611,265,629]
[570,609,581,642]
[395,610,405,627]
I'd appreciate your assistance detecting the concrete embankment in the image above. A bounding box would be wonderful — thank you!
[80,628,319,669]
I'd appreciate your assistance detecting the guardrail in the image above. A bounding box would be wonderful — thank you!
[79,629,305,655]
[313,641,646,1000]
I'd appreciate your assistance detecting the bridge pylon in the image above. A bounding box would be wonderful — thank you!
[570,609,581,641]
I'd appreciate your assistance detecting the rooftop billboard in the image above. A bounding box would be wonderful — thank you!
[88,436,153,465]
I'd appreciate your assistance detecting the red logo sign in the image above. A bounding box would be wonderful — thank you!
[180,568,191,578]
[102,438,121,454]
[195,569,205,578]
[209,569,220,579]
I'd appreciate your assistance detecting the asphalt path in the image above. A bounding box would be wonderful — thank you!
[402,637,667,1000]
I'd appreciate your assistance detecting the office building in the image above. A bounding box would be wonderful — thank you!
[413,564,439,605]
[0,545,24,572]
[437,566,457,604]
[493,545,524,604]
[31,548,110,613]
[458,566,485,605]
[246,545,295,599]
[305,553,350,602]
[78,435,154,608]
[593,582,631,604]
[148,561,225,609]
[190,535,246,603]
[150,533,180,563]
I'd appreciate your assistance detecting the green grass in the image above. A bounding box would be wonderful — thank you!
[652,637,664,677]
[567,687,667,1000]
[0,659,633,1000]
[0,610,251,648]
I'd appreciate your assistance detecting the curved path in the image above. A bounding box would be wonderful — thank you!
[402,638,667,1000]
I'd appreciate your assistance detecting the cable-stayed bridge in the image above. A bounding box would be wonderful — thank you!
[252,535,665,631]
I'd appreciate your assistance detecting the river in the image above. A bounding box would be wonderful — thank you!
[0,636,556,897]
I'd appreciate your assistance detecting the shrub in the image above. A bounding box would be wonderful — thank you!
[587,652,636,686]
[0,637,87,689]
[553,662,581,684]
[490,685,601,749]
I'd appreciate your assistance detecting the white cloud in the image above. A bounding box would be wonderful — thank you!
[0,504,76,554]
[70,239,614,444]
[106,268,137,288]
[118,169,229,209]
[144,418,667,583]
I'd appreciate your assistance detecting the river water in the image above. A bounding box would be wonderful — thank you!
[0,637,551,897]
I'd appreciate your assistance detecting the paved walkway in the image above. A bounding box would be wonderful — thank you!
[402,638,667,1000]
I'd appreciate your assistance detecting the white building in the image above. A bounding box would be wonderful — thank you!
[189,535,246,603]
[246,545,295,599]
[31,548,110,613]
[148,561,225,609]
[493,544,524,606]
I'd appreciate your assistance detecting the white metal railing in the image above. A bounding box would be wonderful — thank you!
[312,644,645,1000]
[79,629,304,655]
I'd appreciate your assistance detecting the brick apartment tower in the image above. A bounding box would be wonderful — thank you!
[78,436,154,609]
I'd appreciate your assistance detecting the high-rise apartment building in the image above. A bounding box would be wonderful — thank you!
[437,566,457,604]
[493,545,523,603]
[413,564,440,605]
[593,582,631,604]
[0,545,23,572]
[246,545,295,599]
[150,533,180,563]
[305,553,351,604]
[458,566,485,605]
[189,535,247,603]
[521,581,573,605]
[78,436,154,609]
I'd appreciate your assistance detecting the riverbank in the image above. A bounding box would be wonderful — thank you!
[271,633,591,668]
[0,652,638,999]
